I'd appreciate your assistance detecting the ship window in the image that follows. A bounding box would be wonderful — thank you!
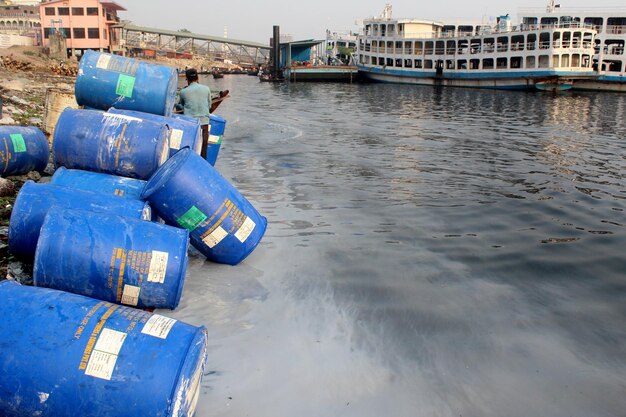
[483,58,494,69]
[604,60,623,72]
[496,57,507,68]
[381,25,386,36]
[470,59,480,69]
[607,18,626,34]
[387,41,394,53]
[511,35,524,51]
[425,41,434,54]
[386,58,394,66]
[561,55,570,67]
[404,41,412,54]
[571,54,580,66]
[484,38,495,53]
[562,32,571,48]
[424,59,433,69]
[404,59,413,68]
[415,41,423,54]
[442,25,456,36]
[379,42,385,53]
[553,55,560,67]
[457,39,468,54]
[446,59,454,69]
[457,59,467,69]
[470,41,481,54]
[458,25,473,36]
[538,55,550,68]
[526,56,536,68]
[395,59,402,67]
[523,17,538,27]
[583,17,603,33]
[415,59,422,68]
[552,32,561,48]
[511,56,522,68]
[497,37,508,52]
[388,24,395,35]
[435,41,445,55]
[446,40,456,54]
[396,41,403,52]
[605,40,625,55]
[378,57,385,65]
[540,17,558,27]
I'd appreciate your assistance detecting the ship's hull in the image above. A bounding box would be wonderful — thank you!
[358,65,593,91]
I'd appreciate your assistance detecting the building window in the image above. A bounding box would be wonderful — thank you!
[86,7,99,16]
[44,7,55,16]
[61,27,71,38]
[88,28,100,39]
[103,28,107,39]
[72,7,84,16]
[43,27,51,38]
[73,28,85,38]
[58,7,69,16]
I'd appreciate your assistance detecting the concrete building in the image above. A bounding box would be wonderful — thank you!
[39,0,125,55]
[0,4,40,33]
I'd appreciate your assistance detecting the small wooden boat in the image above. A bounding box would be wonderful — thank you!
[210,90,229,112]
[212,71,224,79]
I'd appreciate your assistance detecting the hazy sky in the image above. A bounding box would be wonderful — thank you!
[122,0,626,43]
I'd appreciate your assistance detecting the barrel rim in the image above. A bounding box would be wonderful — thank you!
[167,327,208,417]
[209,114,226,123]
[172,231,190,309]
[140,147,193,200]
[7,180,37,256]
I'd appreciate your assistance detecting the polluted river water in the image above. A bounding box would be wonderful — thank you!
[168,75,626,417]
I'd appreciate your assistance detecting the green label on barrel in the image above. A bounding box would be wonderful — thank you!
[177,206,207,231]
[116,74,136,98]
[10,134,26,153]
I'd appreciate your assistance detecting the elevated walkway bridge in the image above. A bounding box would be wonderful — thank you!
[112,24,270,66]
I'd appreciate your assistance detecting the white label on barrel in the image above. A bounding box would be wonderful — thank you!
[94,328,127,356]
[85,351,118,381]
[148,251,169,284]
[85,329,127,381]
[96,54,111,69]
[208,134,221,144]
[235,217,256,243]
[121,284,140,306]
[142,314,177,339]
[170,129,184,150]
[202,226,228,248]
[102,113,143,123]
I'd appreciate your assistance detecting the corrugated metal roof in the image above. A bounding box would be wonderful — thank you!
[281,39,324,48]
[117,24,270,49]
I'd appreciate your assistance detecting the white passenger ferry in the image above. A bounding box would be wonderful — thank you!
[519,1,626,91]
[356,4,598,91]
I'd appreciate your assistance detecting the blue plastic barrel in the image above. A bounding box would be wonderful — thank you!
[0,280,207,417]
[34,208,189,309]
[206,114,226,166]
[141,147,267,265]
[8,182,151,259]
[75,50,178,117]
[51,167,147,199]
[53,108,169,180]
[108,108,202,157]
[0,126,49,177]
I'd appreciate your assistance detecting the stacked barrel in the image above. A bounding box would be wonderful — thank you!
[1,51,267,417]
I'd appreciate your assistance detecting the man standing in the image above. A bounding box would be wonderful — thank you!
[177,68,211,159]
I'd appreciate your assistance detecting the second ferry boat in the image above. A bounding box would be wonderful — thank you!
[356,4,598,91]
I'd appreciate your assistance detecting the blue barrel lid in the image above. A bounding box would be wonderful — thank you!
[209,114,225,123]
[141,147,193,200]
